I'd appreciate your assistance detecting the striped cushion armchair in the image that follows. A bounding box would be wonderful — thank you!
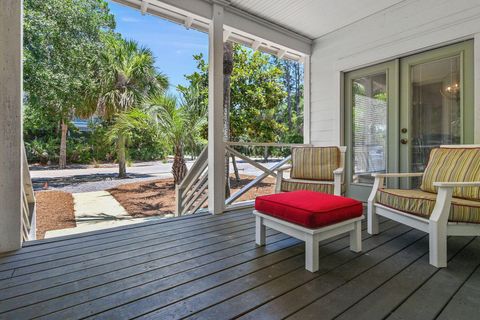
[368,145,480,268]
[275,146,346,196]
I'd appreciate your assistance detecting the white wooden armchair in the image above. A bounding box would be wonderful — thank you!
[275,146,346,196]
[368,145,480,267]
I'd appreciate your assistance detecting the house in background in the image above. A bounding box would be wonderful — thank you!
[0,0,479,318]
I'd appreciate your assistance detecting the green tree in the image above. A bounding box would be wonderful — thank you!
[105,109,153,169]
[91,37,168,177]
[179,44,287,159]
[145,94,207,184]
[23,0,116,168]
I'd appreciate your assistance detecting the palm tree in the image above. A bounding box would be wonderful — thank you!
[179,85,208,156]
[105,109,152,169]
[84,36,168,177]
[145,93,207,184]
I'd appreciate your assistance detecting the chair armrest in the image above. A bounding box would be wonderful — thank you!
[333,168,344,196]
[276,165,292,172]
[372,172,424,178]
[429,182,480,225]
[333,168,344,175]
[434,181,480,188]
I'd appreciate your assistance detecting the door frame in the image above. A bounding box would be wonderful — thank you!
[343,40,474,201]
[344,60,399,201]
[399,40,475,186]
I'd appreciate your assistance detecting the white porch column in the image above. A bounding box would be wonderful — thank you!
[208,3,225,214]
[0,0,23,252]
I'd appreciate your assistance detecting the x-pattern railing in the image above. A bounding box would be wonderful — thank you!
[175,142,311,216]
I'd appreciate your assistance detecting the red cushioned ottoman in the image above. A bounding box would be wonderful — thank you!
[253,190,364,272]
[255,190,363,228]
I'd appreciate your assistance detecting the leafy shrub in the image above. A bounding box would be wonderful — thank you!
[25,138,60,164]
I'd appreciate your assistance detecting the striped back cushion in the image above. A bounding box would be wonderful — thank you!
[420,147,480,200]
[290,147,340,181]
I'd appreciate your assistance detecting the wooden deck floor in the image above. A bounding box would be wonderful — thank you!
[0,210,479,320]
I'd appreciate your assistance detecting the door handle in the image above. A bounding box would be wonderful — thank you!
[400,138,408,145]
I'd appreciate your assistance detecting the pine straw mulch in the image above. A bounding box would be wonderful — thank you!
[35,190,76,239]
[108,174,276,217]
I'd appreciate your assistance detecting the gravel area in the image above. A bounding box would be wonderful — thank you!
[31,160,282,193]
[35,191,76,239]
[33,173,172,193]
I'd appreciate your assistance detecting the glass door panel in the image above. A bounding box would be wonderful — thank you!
[400,41,474,188]
[352,73,388,185]
[345,61,398,201]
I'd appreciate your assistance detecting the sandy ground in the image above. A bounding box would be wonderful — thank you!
[108,174,276,217]
[34,174,276,237]
[35,191,76,239]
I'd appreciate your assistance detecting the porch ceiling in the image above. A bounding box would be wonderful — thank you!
[226,0,407,39]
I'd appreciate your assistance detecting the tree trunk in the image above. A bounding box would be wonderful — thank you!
[263,146,269,163]
[231,154,240,182]
[283,62,293,127]
[295,62,301,116]
[117,134,127,178]
[223,41,234,198]
[59,120,68,169]
[294,62,302,134]
[172,145,188,185]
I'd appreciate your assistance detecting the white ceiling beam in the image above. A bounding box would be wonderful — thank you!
[140,0,149,15]
[223,7,311,55]
[184,16,193,29]
[251,40,261,51]
[223,29,232,42]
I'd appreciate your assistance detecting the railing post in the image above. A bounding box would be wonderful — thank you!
[207,3,225,215]
[175,185,184,216]
[0,0,23,252]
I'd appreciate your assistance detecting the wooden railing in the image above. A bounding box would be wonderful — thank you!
[175,142,311,216]
[223,142,311,211]
[21,145,36,241]
[175,146,208,216]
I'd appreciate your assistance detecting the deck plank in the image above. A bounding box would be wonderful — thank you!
[0,218,262,300]
[437,263,480,320]
[333,236,473,320]
[0,211,252,269]
[2,220,382,318]
[107,222,406,319]
[284,236,472,320]
[42,221,386,319]
[0,216,255,289]
[386,237,480,320]
[0,210,477,320]
[173,226,419,320]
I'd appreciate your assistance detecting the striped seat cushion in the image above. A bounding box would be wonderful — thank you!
[290,147,340,181]
[281,179,345,194]
[376,188,480,223]
[420,148,480,201]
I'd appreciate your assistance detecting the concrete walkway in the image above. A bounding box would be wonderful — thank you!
[73,191,130,225]
[44,190,166,238]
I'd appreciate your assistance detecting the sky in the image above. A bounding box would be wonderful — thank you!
[107,1,208,95]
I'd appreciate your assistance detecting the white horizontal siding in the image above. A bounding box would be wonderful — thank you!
[310,0,480,146]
